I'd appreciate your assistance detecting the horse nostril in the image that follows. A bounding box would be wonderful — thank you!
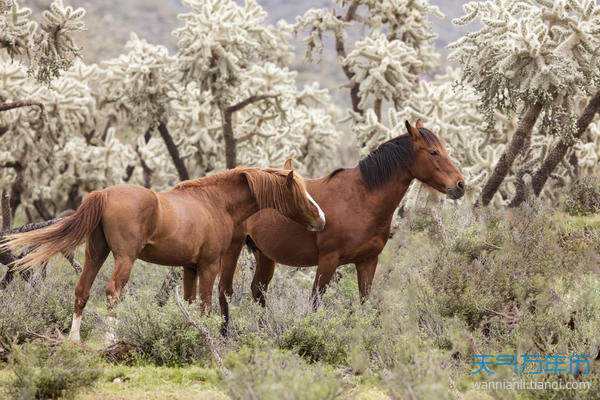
[457,181,465,190]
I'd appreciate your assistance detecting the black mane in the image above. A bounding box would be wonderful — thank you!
[357,129,440,189]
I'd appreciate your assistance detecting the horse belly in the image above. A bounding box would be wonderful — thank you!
[247,209,319,267]
[138,240,199,267]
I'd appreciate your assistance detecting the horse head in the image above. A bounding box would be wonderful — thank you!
[405,120,465,200]
[243,165,326,231]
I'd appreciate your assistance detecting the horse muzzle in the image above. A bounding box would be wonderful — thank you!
[447,181,465,200]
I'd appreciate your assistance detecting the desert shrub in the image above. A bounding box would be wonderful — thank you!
[365,203,600,399]
[8,341,103,399]
[564,176,600,216]
[225,262,316,350]
[0,265,90,345]
[222,347,341,400]
[114,290,221,366]
[280,305,375,365]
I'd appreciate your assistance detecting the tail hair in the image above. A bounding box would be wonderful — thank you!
[1,191,107,270]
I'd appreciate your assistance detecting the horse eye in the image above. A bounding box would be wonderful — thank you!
[429,149,439,156]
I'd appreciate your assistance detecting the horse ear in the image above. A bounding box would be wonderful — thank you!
[286,170,294,186]
[405,120,420,142]
[283,158,294,170]
[415,119,424,129]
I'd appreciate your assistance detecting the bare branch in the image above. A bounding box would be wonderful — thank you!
[174,286,229,375]
[0,161,21,169]
[478,102,543,206]
[222,94,279,169]
[374,98,382,121]
[157,122,190,181]
[335,1,363,114]
[531,90,600,196]
[226,94,279,114]
[1,191,11,230]
[0,101,44,113]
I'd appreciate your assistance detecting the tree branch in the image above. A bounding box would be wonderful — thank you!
[226,94,279,114]
[157,122,190,181]
[0,101,44,113]
[478,102,544,207]
[222,94,279,169]
[374,98,382,121]
[33,199,53,220]
[174,286,228,374]
[531,90,600,196]
[1,191,11,230]
[335,1,362,114]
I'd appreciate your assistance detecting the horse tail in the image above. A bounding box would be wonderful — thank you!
[244,235,259,253]
[2,191,107,271]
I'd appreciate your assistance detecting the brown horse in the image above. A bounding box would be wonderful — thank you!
[218,120,465,324]
[2,167,325,341]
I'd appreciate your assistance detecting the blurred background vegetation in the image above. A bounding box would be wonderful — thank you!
[27,0,469,108]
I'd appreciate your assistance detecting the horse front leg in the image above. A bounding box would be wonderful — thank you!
[183,266,198,303]
[355,256,378,302]
[218,235,245,336]
[198,260,220,314]
[310,253,340,309]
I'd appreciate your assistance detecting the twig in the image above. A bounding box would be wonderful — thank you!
[174,286,229,375]
[226,94,279,114]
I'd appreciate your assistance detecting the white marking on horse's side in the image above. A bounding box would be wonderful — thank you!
[306,191,326,226]
[68,313,82,342]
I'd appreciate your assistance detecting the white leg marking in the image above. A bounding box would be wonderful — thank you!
[68,313,82,342]
[105,315,117,346]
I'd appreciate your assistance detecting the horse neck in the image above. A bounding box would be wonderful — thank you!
[360,167,414,220]
[202,174,260,223]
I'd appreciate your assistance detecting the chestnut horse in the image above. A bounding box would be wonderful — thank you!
[218,120,465,325]
[3,167,325,341]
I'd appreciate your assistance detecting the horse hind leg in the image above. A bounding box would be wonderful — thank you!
[355,256,378,302]
[105,255,136,310]
[251,251,275,307]
[69,226,109,342]
[104,254,136,344]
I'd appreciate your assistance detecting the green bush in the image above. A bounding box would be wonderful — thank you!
[564,176,600,216]
[114,291,221,366]
[0,265,90,345]
[223,347,341,400]
[281,308,353,365]
[8,341,102,399]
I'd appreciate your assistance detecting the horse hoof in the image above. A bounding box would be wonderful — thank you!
[220,323,229,337]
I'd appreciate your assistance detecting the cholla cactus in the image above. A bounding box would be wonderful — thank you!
[372,67,600,207]
[101,34,178,127]
[171,0,337,170]
[0,0,339,219]
[0,60,135,217]
[450,0,600,206]
[344,33,422,111]
[293,0,441,118]
[0,0,85,85]
[174,0,290,101]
